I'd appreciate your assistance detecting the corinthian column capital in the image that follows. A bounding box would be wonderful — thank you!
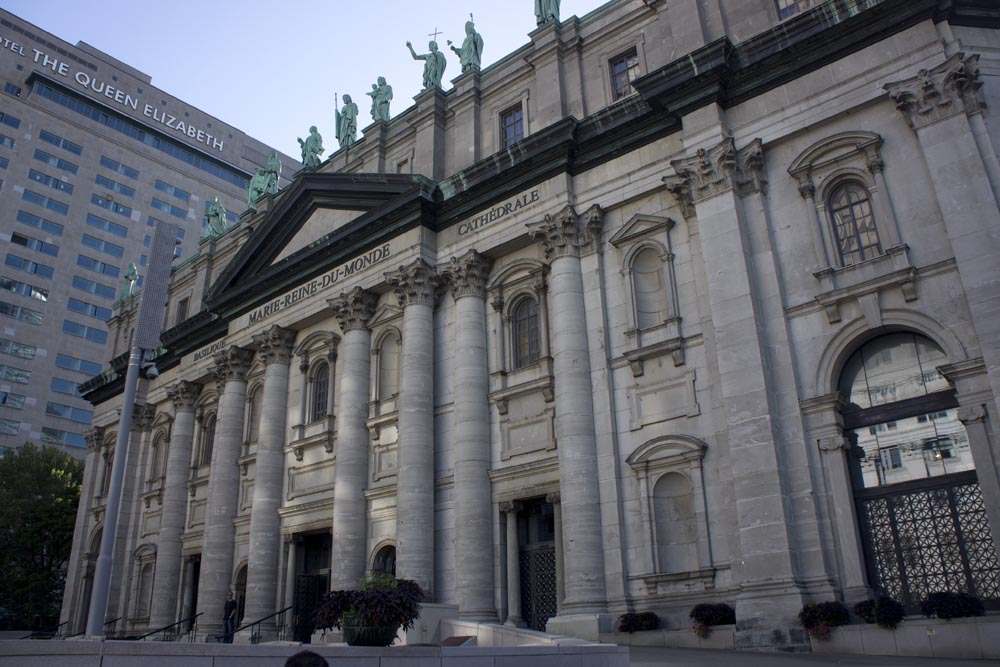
[85,426,106,452]
[328,287,378,332]
[212,346,254,383]
[884,53,985,130]
[253,325,297,366]
[526,203,603,260]
[385,257,442,307]
[443,249,494,300]
[167,380,202,412]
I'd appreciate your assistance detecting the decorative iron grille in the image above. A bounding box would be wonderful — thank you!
[519,547,557,631]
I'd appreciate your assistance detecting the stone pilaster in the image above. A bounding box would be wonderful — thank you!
[149,381,202,629]
[243,327,296,637]
[385,258,441,596]
[328,288,378,590]
[526,207,608,621]
[500,501,524,627]
[443,250,496,619]
[197,345,254,639]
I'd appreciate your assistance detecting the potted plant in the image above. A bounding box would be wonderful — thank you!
[920,591,985,620]
[798,600,849,640]
[689,602,736,638]
[616,611,659,634]
[854,596,905,630]
[314,574,423,647]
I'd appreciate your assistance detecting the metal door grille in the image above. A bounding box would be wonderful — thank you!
[857,472,1000,608]
[519,547,557,631]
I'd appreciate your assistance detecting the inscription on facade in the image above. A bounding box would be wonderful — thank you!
[458,189,540,235]
[192,339,227,362]
[247,243,392,325]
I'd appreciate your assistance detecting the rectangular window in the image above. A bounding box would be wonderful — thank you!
[0,363,30,384]
[81,234,124,258]
[5,254,54,279]
[46,401,94,424]
[50,377,80,396]
[85,213,128,238]
[56,353,102,375]
[22,189,69,215]
[95,174,136,199]
[39,129,83,155]
[62,319,108,344]
[176,297,190,323]
[71,275,116,299]
[41,427,86,447]
[76,255,120,278]
[0,300,44,325]
[28,169,74,194]
[16,210,64,236]
[0,418,19,436]
[33,149,78,174]
[151,197,187,219]
[0,337,36,360]
[0,156,7,169]
[0,275,49,301]
[0,111,20,129]
[3,83,20,97]
[500,104,524,148]
[0,390,26,409]
[154,179,191,202]
[0,133,14,149]
[99,155,139,180]
[609,48,641,101]
[91,193,131,217]
[68,297,112,320]
[11,232,59,257]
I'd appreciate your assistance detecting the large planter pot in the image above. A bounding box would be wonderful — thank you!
[342,615,398,647]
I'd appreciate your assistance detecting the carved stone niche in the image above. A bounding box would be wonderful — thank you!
[609,213,685,374]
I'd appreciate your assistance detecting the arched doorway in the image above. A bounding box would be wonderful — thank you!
[841,333,1000,608]
[233,563,247,626]
[372,545,396,577]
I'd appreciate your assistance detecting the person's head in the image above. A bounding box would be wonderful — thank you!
[343,94,352,104]
[465,21,475,34]
[227,591,234,600]
[429,41,438,51]
[378,76,386,85]
[285,650,329,667]
[310,125,318,133]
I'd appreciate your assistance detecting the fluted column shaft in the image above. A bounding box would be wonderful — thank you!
[502,502,523,627]
[197,346,253,638]
[445,250,496,619]
[244,327,296,635]
[149,381,202,629]
[386,259,440,596]
[329,288,377,590]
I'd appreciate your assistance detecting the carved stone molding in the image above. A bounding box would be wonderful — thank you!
[545,491,561,505]
[958,405,986,425]
[818,436,850,453]
[499,500,523,514]
[212,346,254,384]
[442,249,494,300]
[85,426,106,452]
[385,257,442,307]
[136,404,157,432]
[884,53,985,130]
[525,203,604,260]
[663,137,766,216]
[253,325,297,366]
[167,380,202,412]
[328,287,378,332]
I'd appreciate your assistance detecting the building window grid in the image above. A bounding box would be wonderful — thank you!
[91,193,132,217]
[95,174,136,199]
[0,364,30,384]
[77,255,120,278]
[0,111,19,129]
[85,213,128,238]
[609,48,641,100]
[4,83,21,97]
[500,104,524,148]
[155,179,191,202]
[0,418,19,436]
[0,300,44,325]
[50,377,80,396]
[0,275,49,301]
[27,168,74,195]
[511,297,541,369]
[71,275,116,300]
[55,353,101,375]
[45,401,93,424]
[0,156,7,170]
[0,390,26,409]
[33,149,78,174]
[0,133,15,149]
[17,210,64,236]
[22,189,69,215]
[11,232,59,258]
[62,319,108,344]
[68,297,112,321]
[41,427,86,447]
[81,233,125,258]
[39,129,83,155]
[5,254,54,279]
[99,155,139,180]
[310,363,330,422]
[828,181,882,266]
[0,337,36,360]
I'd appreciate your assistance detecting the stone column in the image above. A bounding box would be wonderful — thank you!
[284,535,299,611]
[181,557,196,625]
[817,434,870,603]
[385,258,441,597]
[526,206,608,622]
[443,250,496,619]
[243,326,296,637]
[501,501,523,627]
[546,492,565,613]
[328,287,378,590]
[149,381,202,629]
[61,427,105,633]
[197,345,254,640]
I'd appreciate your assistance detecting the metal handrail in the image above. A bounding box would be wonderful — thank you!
[134,612,203,642]
[219,605,292,644]
[103,616,122,639]
[19,621,67,639]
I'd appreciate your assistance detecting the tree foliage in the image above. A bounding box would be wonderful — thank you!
[0,443,83,630]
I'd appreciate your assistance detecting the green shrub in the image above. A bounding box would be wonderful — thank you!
[920,592,985,620]
[689,603,736,627]
[617,611,659,633]
[798,601,850,640]
[854,596,905,630]
[314,574,423,640]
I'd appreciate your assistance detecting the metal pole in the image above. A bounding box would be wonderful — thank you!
[85,344,143,636]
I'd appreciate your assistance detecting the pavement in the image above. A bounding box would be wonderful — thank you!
[628,647,1000,666]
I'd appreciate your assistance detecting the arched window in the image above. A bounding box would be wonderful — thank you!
[199,414,216,466]
[133,562,154,620]
[378,331,400,401]
[372,545,396,577]
[828,181,881,266]
[631,247,667,331]
[653,472,698,574]
[149,432,167,482]
[511,297,540,369]
[246,386,263,444]
[310,362,329,422]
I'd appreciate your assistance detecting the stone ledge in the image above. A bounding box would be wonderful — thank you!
[809,616,1000,659]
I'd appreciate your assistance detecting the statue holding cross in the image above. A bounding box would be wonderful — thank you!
[406,29,447,91]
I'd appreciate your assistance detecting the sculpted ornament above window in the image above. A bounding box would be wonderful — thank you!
[884,53,985,130]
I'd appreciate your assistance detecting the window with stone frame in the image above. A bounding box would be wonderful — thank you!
[511,296,540,369]
[828,180,882,267]
[198,413,216,466]
[609,47,640,101]
[147,431,167,487]
[630,246,669,330]
[310,361,330,422]
[500,103,524,148]
[372,544,396,577]
[377,330,400,401]
[245,385,263,446]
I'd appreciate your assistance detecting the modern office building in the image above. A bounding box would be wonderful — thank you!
[63,0,1000,654]
[0,8,297,458]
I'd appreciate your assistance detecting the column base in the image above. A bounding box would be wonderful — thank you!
[544,613,611,641]
[504,616,525,628]
[733,580,812,652]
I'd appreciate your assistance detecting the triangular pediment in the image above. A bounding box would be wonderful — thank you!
[609,213,675,247]
[205,172,437,319]
[368,303,403,329]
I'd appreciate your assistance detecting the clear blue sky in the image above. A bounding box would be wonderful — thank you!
[6,1,609,160]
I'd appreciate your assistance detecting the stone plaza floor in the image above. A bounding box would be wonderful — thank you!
[628,646,1000,666]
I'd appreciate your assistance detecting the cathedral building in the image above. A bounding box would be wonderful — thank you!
[62,0,1000,650]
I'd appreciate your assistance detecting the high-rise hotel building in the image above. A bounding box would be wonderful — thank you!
[0,9,296,457]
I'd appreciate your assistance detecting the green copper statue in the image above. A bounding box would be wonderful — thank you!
[406,40,447,91]
[367,77,393,124]
[206,196,228,238]
[535,0,560,25]
[118,262,138,302]
[264,150,281,195]
[336,94,359,149]
[448,16,484,74]
[297,126,324,170]
[246,168,270,211]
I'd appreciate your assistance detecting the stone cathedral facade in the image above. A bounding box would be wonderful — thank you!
[61,0,1000,650]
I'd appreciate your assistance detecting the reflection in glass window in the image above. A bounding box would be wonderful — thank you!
[839,332,949,410]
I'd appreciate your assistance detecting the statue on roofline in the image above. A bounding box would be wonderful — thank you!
[264,150,281,194]
[367,77,393,124]
[535,0,560,25]
[336,94,359,149]
[448,16,484,74]
[406,39,447,91]
[297,126,324,170]
[205,196,228,238]
[118,262,138,302]
[246,169,269,212]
